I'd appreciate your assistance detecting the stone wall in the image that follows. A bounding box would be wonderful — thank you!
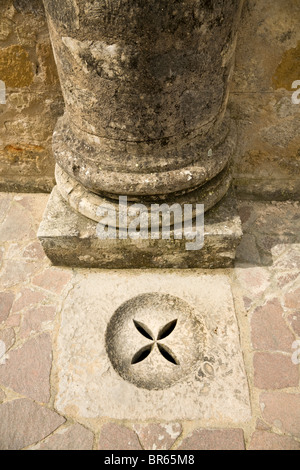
[231,0,300,200]
[0,0,63,192]
[0,0,299,199]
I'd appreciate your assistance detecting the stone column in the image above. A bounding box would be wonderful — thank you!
[39,0,244,268]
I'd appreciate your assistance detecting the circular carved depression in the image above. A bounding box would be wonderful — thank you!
[105,293,206,390]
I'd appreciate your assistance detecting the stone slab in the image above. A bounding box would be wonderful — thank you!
[54,272,251,422]
[38,187,242,269]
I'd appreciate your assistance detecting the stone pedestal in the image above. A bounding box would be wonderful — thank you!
[40,0,244,268]
[38,186,242,269]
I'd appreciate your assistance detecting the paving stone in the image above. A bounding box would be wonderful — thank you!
[0,202,35,242]
[16,194,49,225]
[1,193,299,446]
[178,428,245,450]
[5,242,27,260]
[98,423,142,450]
[23,241,46,260]
[5,314,21,328]
[260,392,300,438]
[30,423,94,450]
[273,245,300,270]
[0,398,65,450]
[249,431,300,450]
[254,352,299,389]
[284,288,300,310]
[288,313,300,337]
[0,194,13,222]
[0,247,4,269]
[0,328,16,361]
[32,268,72,294]
[4,240,45,263]
[256,237,294,266]
[20,306,56,339]
[0,260,40,289]
[12,288,46,313]
[6,241,47,262]
[0,291,14,323]
[255,419,271,431]
[0,333,52,403]
[0,388,6,403]
[134,423,182,450]
[235,267,271,298]
[251,299,295,352]
[263,241,292,258]
[276,273,299,290]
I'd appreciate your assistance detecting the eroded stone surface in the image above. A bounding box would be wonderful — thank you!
[0,1,299,199]
[0,45,34,88]
[232,1,300,200]
[38,187,242,269]
[56,160,233,219]
[44,0,242,199]
[0,3,61,193]
[106,293,206,390]
[54,272,250,421]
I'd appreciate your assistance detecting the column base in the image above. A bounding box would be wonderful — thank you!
[38,186,242,269]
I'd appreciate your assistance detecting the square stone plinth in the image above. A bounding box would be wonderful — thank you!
[38,187,242,269]
[54,272,251,422]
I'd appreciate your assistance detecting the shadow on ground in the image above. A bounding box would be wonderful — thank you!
[236,200,300,267]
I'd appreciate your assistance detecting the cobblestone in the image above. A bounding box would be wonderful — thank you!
[0,194,299,449]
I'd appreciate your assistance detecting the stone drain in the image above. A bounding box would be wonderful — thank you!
[55,273,251,421]
[105,293,206,390]
[131,319,180,366]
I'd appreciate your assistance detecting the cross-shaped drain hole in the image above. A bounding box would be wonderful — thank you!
[131,319,180,366]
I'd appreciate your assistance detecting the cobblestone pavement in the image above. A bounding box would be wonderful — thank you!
[0,193,299,450]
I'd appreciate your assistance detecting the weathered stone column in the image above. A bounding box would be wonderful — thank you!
[39,0,244,268]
